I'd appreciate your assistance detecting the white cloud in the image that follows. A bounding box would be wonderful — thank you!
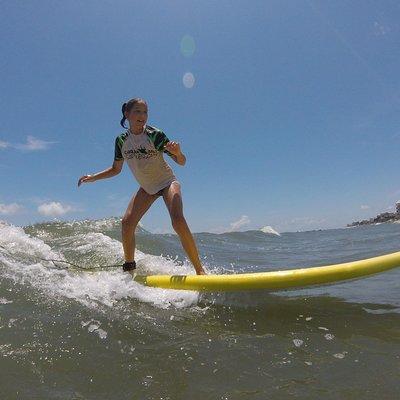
[0,140,10,149]
[360,205,370,210]
[1,136,56,151]
[37,201,73,217]
[14,135,56,151]
[0,203,23,215]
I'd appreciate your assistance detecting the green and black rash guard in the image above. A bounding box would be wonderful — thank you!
[114,124,177,195]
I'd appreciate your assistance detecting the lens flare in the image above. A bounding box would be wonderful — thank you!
[182,72,195,89]
[180,35,195,57]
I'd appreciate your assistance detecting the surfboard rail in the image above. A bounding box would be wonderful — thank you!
[133,251,400,291]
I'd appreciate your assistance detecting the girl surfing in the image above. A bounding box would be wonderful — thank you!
[78,98,206,275]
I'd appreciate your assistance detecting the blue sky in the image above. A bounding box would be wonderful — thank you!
[1,0,399,233]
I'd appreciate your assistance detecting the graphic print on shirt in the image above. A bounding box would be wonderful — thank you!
[124,142,159,160]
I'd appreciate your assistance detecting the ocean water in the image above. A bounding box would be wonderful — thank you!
[0,218,399,399]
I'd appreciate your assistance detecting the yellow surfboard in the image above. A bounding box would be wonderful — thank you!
[133,250,400,291]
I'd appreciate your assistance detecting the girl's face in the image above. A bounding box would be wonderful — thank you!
[125,102,148,129]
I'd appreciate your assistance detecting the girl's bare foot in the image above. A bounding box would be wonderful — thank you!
[197,269,207,275]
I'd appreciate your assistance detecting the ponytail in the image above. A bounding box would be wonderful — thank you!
[120,103,127,128]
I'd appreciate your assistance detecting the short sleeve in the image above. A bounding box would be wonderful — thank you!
[114,136,123,160]
[154,130,173,157]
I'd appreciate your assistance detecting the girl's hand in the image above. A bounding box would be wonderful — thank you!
[164,141,181,156]
[78,174,96,187]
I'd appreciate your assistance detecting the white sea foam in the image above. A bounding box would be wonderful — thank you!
[0,221,199,310]
[0,220,64,263]
[82,320,108,339]
[324,333,335,341]
[260,226,280,236]
[293,339,304,347]
[333,352,347,359]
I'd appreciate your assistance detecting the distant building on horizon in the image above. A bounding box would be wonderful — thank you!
[396,201,400,214]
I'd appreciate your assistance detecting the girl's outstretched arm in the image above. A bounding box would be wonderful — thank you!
[78,159,124,187]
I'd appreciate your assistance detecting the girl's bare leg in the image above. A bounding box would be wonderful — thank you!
[162,181,206,275]
[121,187,159,262]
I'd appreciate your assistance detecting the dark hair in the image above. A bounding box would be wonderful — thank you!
[120,98,148,129]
